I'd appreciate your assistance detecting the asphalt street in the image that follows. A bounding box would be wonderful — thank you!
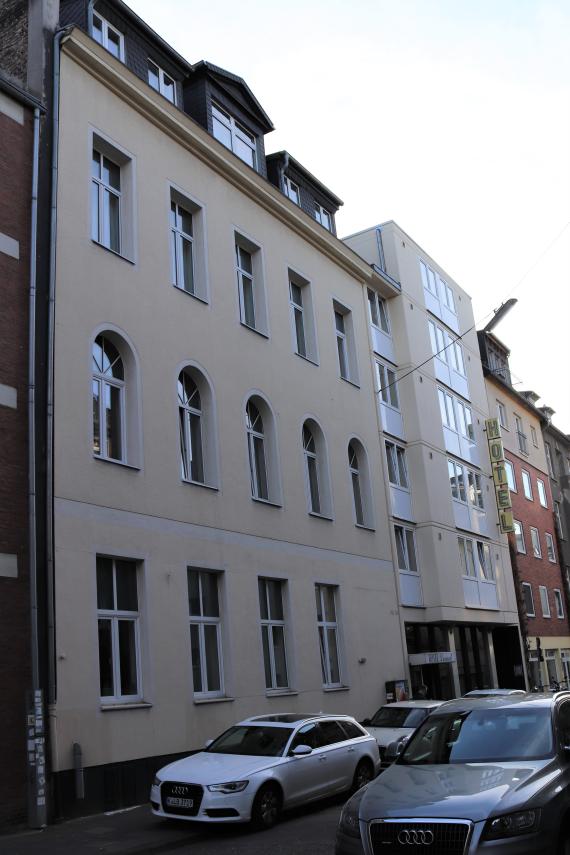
[0,796,344,855]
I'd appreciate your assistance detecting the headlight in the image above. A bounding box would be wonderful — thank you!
[337,785,367,839]
[207,780,249,794]
[483,809,540,840]
[152,776,162,787]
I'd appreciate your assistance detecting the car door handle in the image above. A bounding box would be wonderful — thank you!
[347,747,355,753]
[318,755,327,762]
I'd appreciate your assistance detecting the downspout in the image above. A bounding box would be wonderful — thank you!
[280,151,290,195]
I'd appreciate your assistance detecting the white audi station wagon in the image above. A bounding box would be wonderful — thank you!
[150,713,380,828]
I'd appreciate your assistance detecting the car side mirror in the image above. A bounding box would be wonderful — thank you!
[385,739,405,763]
[360,718,371,726]
[291,744,312,757]
[204,738,213,748]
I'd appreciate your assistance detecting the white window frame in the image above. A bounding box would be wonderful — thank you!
[555,502,565,540]
[258,578,289,691]
[91,148,121,254]
[90,130,135,262]
[530,426,539,447]
[539,585,551,618]
[394,525,419,573]
[288,270,317,363]
[283,176,300,205]
[96,556,142,704]
[385,440,409,489]
[497,401,508,429]
[147,59,176,103]
[504,459,516,492]
[515,415,528,455]
[521,469,533,501]
[178,369,204,485]
[367,288,390,334]
[188,569,224,698]
[419,259,438,295]
[92,11,125,61]
[348,442,364,527]
[514,519,526,554]
[537,478,548,508]
[246,399,269,502]
[170,199,195,295]
[530,526,542,559]
[314,203,332,231]
[212,101,257,168]
[92,334,126,463]
[554,589,565,619]
[545,443,555,478]
[545,532,557,563]
[458,535,477,578]
[234,232,268,336]
[304,424,322,515]
[333,301,358,385]
[315,584,342,688]
[522,582,535,617]
[448,458,467,503]
[428,320,466,376]
[376,360,399,410]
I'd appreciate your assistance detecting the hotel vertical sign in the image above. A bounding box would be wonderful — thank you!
[485,417,514,533]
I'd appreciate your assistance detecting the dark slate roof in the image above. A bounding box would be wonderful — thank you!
[266,151,344,207]
[191,60,274,132]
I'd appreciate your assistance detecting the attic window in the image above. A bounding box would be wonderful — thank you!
[284,176,300,205]
[148,60,176,104]
[314,204,332,231]
[92,11,124,62]
[212,102,257,169]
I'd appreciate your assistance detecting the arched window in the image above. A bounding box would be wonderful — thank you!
[347,438,374,529]
[348,441,363,526]
[246,400,268,500]
[302,418,332,518]
[92,334,124,461]
[178,370,204,483]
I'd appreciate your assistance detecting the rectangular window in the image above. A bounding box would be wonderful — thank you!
[420,259,437,295]
[367,289,390,334]
[188,569,223,697]
[147,60,175,103]
[283,176,300,205]
[476,541,494,581]
[394,525,418,572]
[555,502,565,539]
[497,401,507,429]
[554,589,564,618]
[537,478,548,507]
[467,470,484,509]
[539,585,551,618]
[96,556,141,702]
[545,532,556,563]
[92,12,125,61]
[385,440,409,489]
[440,278,456,312]
[235,234,267,335]
[376,360,399,409]
[545,443,555,478]
[458,537,494,581]
[170,200,194,294]
[514,519,526,553]
[504,459,516,492]
[448,458,466,502]
[212,102,257,168]
[315,584,341,687]
[333,302,358,384]
[288,272,317,363]
[92,148,121,253]
[290,281,306,357]
[258,578,289,690]
[515,415,528,455]
[458,536,476,577]
[521,469,533,500]
[530,426,538,447]
[438,387,457,431]
[522,582,535,617]
[456,400,475,441]
[530,526,542,558]
[314,204,332,231]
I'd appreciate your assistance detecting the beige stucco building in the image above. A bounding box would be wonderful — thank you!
[344,223,525,699]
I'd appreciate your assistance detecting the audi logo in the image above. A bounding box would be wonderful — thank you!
[397,829,435,845]
[172,785,188,796]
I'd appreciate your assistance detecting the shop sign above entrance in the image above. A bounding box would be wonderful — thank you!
[409,651,456,666]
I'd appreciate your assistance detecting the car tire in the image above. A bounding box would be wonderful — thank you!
[351,758,374,793]
[251,783,282,830]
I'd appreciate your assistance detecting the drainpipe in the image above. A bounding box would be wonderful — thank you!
[280,151,290,195]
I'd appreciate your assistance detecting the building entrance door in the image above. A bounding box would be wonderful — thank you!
[409,663,454,700]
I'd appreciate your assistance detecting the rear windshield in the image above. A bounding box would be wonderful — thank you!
[370,706,429,729]
[400,708,553,764]
[206,725,292,757]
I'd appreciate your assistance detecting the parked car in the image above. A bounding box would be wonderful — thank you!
[336,692,570,855]
[361,700,446,766]
[464,688,526,697]
[150,713,380,828]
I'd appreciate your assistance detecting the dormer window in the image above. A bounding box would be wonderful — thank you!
[212,102,257,168]
[314,204,332,231]
[92,11,124,61]
[148,60,176,104]
[284,176,300,205]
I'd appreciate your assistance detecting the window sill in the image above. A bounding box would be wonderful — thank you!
[295,351,319,367]
[240,321,269,339]
[101,702,152,711]
[339,376,360,390]
[265,689,298,698]
[94,455,140,471]
[172,283,209,305]
[355,523,375,532]
[193,696,235,705]
[252,496,282,508]
[323,685,350,693]
[92,238,134,265]
[309,511,333,522]
[182,478,219,492]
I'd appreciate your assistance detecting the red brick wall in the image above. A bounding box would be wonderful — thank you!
[0,104,33,826]
[506,451,570,638]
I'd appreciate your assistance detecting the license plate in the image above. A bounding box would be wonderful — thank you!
[166,797,193,808]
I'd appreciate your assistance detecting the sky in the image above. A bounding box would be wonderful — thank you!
[130,0,570,432]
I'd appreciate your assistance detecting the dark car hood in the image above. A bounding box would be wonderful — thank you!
[360,760,560,823]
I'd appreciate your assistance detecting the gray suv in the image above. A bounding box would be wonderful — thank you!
[336,693,570,855]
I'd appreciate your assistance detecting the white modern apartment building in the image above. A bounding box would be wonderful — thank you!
[344,223,525,699]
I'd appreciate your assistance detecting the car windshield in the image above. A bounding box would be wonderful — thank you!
[400,708,553,764]
[205,725,293,757]
[370,706,428,729]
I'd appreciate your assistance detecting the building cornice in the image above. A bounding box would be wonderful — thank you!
[62,29,389,290]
